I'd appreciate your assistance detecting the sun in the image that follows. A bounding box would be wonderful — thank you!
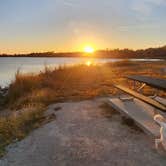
[84,46,94,53]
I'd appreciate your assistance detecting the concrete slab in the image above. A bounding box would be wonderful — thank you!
[1,99,166,166]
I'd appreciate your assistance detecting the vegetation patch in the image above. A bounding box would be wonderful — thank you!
[0,104,45,156]
[0,61,165,156]
[5,61,165,109]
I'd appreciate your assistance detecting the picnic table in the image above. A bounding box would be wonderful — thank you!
[108,75,166,138]
[126,75,166,91]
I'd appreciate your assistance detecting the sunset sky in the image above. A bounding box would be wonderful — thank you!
[0,0,166,53]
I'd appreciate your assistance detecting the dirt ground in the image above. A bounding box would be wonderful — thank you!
[0,98,166,166]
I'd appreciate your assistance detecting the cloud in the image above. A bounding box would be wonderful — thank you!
[145,0,166,5]
[62,0,78,7]
[131,0,166,15]
[118,23,163,32]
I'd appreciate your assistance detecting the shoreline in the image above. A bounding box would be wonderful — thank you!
[0,61,165,157]
[0,58,165,88]
[0,56,166,60]
[1,45,166,59]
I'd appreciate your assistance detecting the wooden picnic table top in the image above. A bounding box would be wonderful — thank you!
[126,75,166,91]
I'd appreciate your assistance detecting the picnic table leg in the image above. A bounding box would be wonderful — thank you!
[137,83,146,94]
[152,107,158,116]
[133,80,136,90]
[151,89,159,99]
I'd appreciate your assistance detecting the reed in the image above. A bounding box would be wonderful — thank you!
[0,61,165,156]
[5,61,166,109]
[0,104,44,156]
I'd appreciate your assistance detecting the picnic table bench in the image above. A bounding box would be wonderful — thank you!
[108,76,166,138]
[114,85,166,111]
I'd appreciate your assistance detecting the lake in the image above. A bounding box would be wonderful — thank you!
[0,57,163,87]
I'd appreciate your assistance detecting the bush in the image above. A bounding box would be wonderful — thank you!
[0,104,44,156]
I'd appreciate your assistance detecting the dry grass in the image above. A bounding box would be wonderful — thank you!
[0,104,45,156]
[5,61,166,109]
[0,60,165,156]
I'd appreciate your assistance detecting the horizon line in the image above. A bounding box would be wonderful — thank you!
[0,45,165,55]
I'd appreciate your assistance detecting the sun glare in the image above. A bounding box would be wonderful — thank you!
[85,60,92,66]
[84,46,94,53]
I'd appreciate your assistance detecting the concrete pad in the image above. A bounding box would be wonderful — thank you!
[1,99,166,166]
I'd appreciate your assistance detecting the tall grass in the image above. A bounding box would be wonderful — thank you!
[0,61,165,156]
[0,104,44,156]
[5,61,166,109]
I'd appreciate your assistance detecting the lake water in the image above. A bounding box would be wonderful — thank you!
[0,57,163,87]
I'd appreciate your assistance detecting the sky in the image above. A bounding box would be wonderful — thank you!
[0,0,166,53]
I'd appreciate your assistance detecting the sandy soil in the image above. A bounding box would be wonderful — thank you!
[0,98,166,166]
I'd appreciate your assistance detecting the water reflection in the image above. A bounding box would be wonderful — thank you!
[0,57,164,87]
[85,60,92,66]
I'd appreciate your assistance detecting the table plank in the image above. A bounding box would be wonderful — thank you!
[114,84,166,112]
[127,76,166,91]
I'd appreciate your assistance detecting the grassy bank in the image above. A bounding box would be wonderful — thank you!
[0,60,165,156]
[0,104,44,156]
[5,61,166,108]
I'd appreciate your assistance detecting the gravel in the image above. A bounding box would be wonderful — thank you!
[0,98,166,166]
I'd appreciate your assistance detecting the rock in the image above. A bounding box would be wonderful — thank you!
[0,87,9,97]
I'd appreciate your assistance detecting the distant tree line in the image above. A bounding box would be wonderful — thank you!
[0,46,166,59]
[95,46,166,59]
